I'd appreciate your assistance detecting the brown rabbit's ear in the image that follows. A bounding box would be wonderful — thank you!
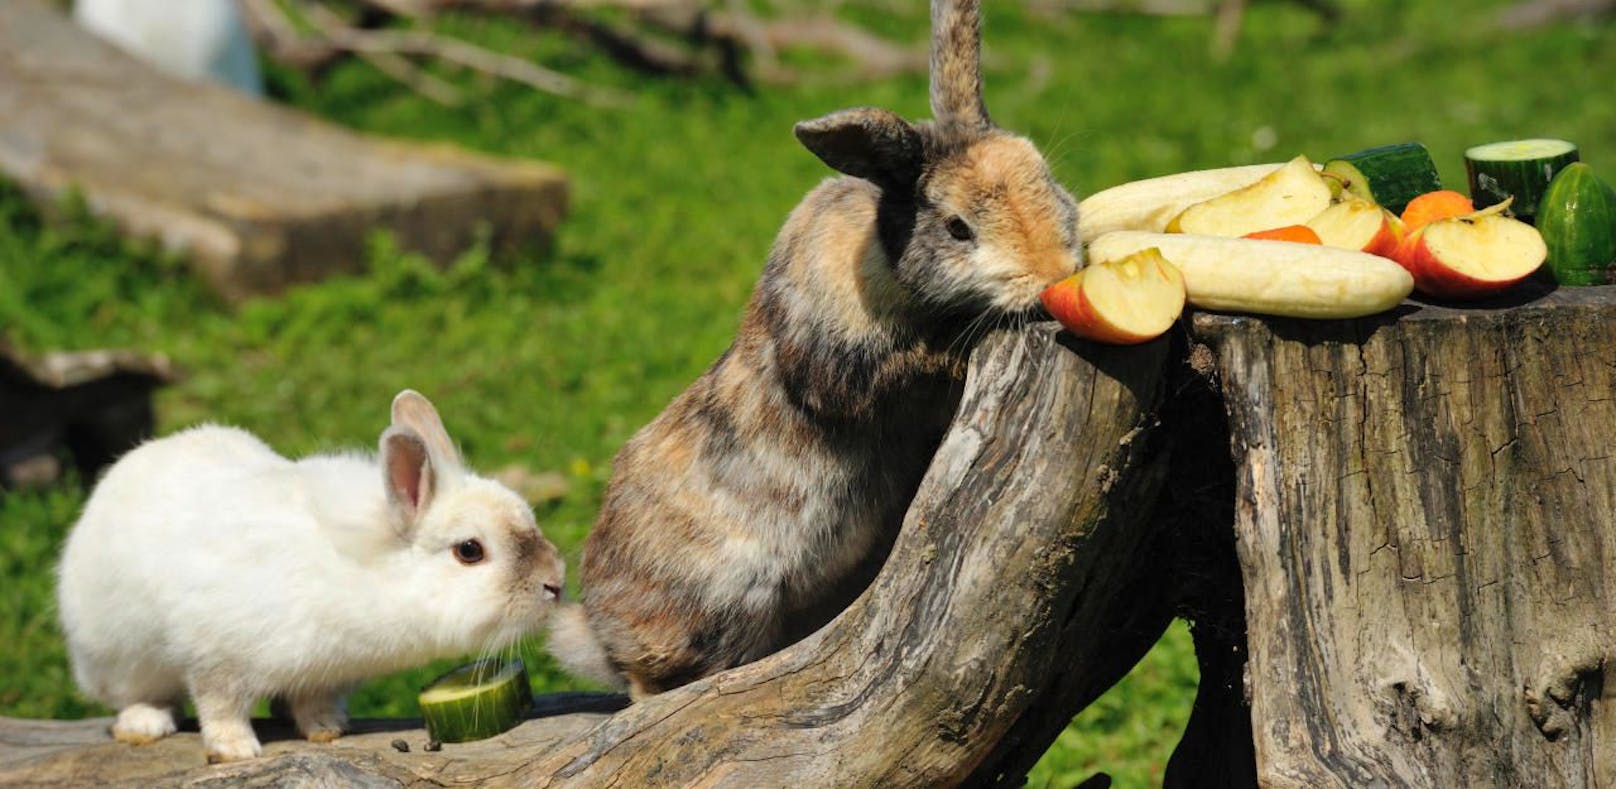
[929,0,992,129]
[380,426,436,535]
[390,389,462,470]
[794,107,923,189]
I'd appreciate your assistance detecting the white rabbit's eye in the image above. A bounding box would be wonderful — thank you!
[453,539,486,565]
[945,216,974,242]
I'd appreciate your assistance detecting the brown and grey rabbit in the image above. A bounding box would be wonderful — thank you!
[549,0,1083,698]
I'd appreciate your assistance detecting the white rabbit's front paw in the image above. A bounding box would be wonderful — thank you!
[203,731,262,764]
[195,688,263,763]
[112,703,178,745]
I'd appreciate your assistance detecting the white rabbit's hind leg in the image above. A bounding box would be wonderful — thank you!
[193,684,261,763]
[111,702,178,745]
[289,689,349,743]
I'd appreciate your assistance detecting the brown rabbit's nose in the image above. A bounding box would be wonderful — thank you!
[542,583,563,601]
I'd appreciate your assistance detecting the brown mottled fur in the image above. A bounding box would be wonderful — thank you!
[549,0,1083,697]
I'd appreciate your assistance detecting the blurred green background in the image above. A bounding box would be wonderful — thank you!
[2,0,1612,785]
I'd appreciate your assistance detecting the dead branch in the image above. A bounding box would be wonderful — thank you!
[1029,0,1211,15]
[245,0,926,96]
[304,2,467,105]
[244,0,633,105]
[1496,0,1616,27]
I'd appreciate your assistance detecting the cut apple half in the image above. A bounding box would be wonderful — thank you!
[1167,155,1334,238]
[1402,205,1545,300]
[1041,247,1186,345]
[1306,196,1403,258]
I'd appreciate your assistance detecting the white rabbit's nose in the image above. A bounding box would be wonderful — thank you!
[542,583,563,601]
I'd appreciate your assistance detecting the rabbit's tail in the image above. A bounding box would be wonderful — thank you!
[547,604,625,691]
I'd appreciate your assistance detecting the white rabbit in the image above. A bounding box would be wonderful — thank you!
[74,0,264,96]
[56,390,564,763]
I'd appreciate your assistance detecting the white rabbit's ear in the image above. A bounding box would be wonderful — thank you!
[390,389,463,470]
[381,426,436,533]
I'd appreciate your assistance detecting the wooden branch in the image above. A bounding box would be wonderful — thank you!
[1029,0,1211,16]
[1210,0,1247,60]
[0,324,1179,786]
[1192,284,1616,787]
[1496,0,1616,27]
[244,0,634,105]
[326,0,925,86]
[304,2,468,105]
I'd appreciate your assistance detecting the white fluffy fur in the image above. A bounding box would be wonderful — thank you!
[56,392,563,762]
[74,0,264,95]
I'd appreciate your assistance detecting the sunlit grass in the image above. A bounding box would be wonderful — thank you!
[2,0,1611,782]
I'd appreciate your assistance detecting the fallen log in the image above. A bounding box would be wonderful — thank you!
[0,0,568,302]
[10,285,1616,786]
[0,324,1176,786]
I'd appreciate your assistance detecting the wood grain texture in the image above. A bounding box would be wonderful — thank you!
[0,1,567,301]
[0,324,1174,787]
[1196,284,1616,788]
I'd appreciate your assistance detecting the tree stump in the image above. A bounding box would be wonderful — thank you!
[0,0,568,302]
[0,345,178,489]
[1194,284,1616,787]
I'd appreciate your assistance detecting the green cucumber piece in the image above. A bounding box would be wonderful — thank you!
[1323,142,1443,215]
[1537,162,1616,286]
[1464,138,1580,222]
[418,658,531,743]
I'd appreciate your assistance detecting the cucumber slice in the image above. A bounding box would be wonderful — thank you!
[1464,138,1580,222]
[418,658,532,743]
[1323,142,1443,216]
[1537,162,1616,286]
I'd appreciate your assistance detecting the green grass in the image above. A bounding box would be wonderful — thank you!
[2,0,1613,785]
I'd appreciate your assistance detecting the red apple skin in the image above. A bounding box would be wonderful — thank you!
[1389,226,1423,274]
[1039,273,1159,345]
[1401,229,1536,300]
[1365,211,1404,259]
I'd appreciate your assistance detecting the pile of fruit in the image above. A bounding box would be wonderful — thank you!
[1044,139,1616,345]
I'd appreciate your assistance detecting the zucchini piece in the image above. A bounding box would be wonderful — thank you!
[418,658,531,743]
[1323,142,1444,216]
[1463,138,1580,222]
[1536,162,1616,286]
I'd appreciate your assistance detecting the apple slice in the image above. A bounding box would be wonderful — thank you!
[1166,155,1334,238]
[1041,248,1186,345]
[1400,204,1546,299]
[1305,195,1404,258]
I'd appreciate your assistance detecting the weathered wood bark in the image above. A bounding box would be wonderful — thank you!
[17,287,1616,786]
[0,1,568,302]
[1195,284,1616,787]
[0,324,1176,787]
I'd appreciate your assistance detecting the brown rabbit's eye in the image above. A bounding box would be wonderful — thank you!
[453,539,485,565]
[945,216,974,242]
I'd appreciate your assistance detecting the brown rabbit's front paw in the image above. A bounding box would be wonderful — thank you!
[291,691,349,744]
[304,727,344,744]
